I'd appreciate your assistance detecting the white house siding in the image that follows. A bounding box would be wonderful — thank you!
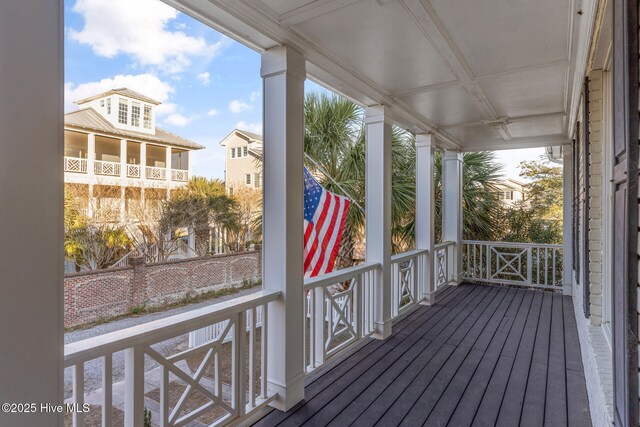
[588,70,604,326]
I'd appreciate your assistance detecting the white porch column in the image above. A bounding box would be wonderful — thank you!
[260,45,306,411]
[0,1,63,426]
[187,151,192,180]
[120,139,127,178]
[165,145,172,186]
[365,105,392,339]
[415,134,436,304]
[562,143,573,295]
[87,133,96,176]
[140,142,147,181]
[442,150,463,284]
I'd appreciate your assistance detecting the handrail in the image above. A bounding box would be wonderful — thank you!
[64,290,280,367]
[462,239,561,249]
[434,240,455,249]
[391,248,428,263]
[303,262,380,290]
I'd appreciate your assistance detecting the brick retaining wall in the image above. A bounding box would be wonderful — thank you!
[64,251,261,328]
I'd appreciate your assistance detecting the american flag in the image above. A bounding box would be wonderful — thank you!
[303,167,351,278]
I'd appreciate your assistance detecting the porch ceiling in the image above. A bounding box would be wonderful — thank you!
[167,0,596,151]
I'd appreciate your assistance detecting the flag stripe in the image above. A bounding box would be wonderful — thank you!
[304,192,331,272]
[326,199,350,274]
[311,194,342,277]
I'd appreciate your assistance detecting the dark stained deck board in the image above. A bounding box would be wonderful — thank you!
[253,284,592,427]
[562,295,592,427]
[276,285,495,426]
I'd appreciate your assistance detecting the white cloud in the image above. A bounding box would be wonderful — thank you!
[206,109,220,117]
[249,90,261,102]
[155,102,179,117]
[197,72,210,86]
[64,73,174,112]
[69,0,226,74]
[235,121,262,135]
[164,113,195,127]
[229,99,253,113]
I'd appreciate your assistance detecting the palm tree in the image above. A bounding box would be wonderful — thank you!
[160,177,240,255]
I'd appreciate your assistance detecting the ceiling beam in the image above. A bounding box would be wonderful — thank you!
[461,135,569,152]
[279,0,364,26]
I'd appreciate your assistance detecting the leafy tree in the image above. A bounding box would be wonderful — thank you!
[160,177,240,255]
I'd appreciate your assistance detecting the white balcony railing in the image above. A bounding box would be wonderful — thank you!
[171,168,189,182]
[391,248,428,318]
[126,164,141,178]
[434,241,455,289]
[146,166,167,180]
[303,262,379,372]
[461,240,563,290]
[94,160,121,177]
[64,156,87,173]
[64,290,279,427]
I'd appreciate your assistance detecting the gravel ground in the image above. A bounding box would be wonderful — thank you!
[63,287,260,399]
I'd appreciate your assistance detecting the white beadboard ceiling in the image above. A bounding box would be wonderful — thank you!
[166,0,597,151]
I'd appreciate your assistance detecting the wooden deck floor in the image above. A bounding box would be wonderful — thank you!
[254,283,591,427]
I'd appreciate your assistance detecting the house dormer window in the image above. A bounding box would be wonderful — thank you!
[231,148,236,158]
[243,146,248,157]
[118,98,128,124]
[131,102,140,127]
[106,98,111,115]
[100,100,104,107]
[143,105,152,129]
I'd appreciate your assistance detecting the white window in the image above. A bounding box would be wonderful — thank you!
[131,102,140,127]
[100,100,104,107]
[243,146,248,157]
[245,173,251,185]
[143,105,152,129]
[231,148,236,158]
[106,98,111,115]
[118,98,128,124]
[254,173,261,188]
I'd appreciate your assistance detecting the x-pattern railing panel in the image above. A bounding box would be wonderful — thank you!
[94,160,121,176]
[64,291,278,427]
[127,164,140,178]
[64,156,87,173]
[462,240,563,290]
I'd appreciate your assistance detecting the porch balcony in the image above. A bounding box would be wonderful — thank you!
[62,240,589,427]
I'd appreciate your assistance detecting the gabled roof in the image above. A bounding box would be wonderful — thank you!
[64,108,204,150]
[219,128,263,146]
[74,88,162,105]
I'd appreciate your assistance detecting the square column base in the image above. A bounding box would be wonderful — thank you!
[268,373,305,412]
[372,320,392,340]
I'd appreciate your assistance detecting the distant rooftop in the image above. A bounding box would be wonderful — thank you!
[219,128,263,146]
[65,108,204,150]
[74,88,162,106]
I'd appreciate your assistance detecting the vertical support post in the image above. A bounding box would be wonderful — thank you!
[365,105,392,339]
[416,134,436,304]
[120,139,127,178]
[88,133,96,176]
[562,143,573,295]
[261,45,306,411]
[165,146,172,199]
[442,150,463,284]
[140,142,147,179]
[187,151,192,180]
[124,346,144,427]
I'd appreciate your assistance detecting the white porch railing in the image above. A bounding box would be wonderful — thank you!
[171,169,189,182]
[94,160,121,177]
[64,156,88,173]
[461,240,563,290]
[110,243,158,268]
[127,164,141,178]
[303,262,379,372]
[64,290,279,427]
[434,241,455,289]
[391,249,428,317]
[146,166,167,180]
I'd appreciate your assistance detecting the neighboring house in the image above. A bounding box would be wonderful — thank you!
[494,178,527,206]
[64,88,204,223]
[219,129,263,194]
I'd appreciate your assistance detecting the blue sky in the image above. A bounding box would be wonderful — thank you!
[64,0,543,181]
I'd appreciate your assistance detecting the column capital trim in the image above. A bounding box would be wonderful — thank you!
[364,104,393,125]
[415,133,435,148]
[443,150,463,162]
[260,46,306,80]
